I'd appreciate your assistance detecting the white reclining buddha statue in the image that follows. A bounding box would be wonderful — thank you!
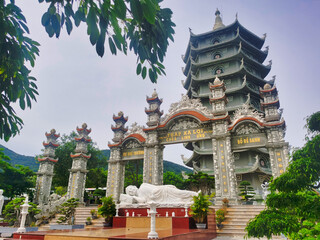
[119,183,199,206]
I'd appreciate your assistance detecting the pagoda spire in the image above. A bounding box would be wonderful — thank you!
[67,123,92,203]
[213,8,225,30]
[111,111,128,143]
[34,129,60,205]
[145,89,163,127]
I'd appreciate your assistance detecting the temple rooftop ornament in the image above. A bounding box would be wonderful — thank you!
[111,111,129,143]
[213,8,225,30]
[145,89,163,127]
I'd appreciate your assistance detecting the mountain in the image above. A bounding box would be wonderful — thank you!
[0,145,192,174]
[100,149,192,174]
[0,144,39,171]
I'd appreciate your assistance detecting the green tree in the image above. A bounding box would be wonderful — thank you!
[54,186,67,196]
[3,197,40,226]
[86,168,108,188]
[124,160,143,188]
[238,180,255,202]
[0,150,35,199]
[52,132,107,188]
[246,112,320,239]
[185,172,215,195]
[1,0,175,140]
[163,171,185,189]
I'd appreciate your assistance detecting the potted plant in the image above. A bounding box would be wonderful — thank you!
[98,196,116,227]
[90,209,98,219]
[222,198,229,207]
[85,217,92,225]
[215,208,226,229]
[238,181,255,204]
[189,193,213,229]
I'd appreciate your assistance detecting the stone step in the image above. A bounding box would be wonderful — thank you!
[225,213,259,217]
[217,229,248,234]
[216,231,283,239]
[222,225,247,230]
[215,205,266,238]
[223,220,251,225]
[225,209,263,213]
[213,205,265,208]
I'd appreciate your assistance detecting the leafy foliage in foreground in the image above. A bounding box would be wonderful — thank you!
[0,1,40,141]
[246,112,320,240]
[0,0,175,141]
[39,0,175,83]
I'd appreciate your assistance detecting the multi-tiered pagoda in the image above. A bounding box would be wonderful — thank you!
[181,10,286,197]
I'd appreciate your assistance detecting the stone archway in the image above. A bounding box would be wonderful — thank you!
[106,85,289,205]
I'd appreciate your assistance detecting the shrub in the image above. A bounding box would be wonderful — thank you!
[57,198,79,225]
[189,193,213,223]
[3,197,40,227]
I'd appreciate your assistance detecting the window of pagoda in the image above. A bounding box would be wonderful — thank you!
[212,52,222,60]
[212,38,220,45]
[214,67,224,75]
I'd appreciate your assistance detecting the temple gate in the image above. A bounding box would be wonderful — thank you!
[107,85,289,204]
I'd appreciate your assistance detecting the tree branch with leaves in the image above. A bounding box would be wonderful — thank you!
[39,0,175,83]
[0,0,175,141]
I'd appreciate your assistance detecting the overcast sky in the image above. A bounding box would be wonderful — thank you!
[1,0,319,167]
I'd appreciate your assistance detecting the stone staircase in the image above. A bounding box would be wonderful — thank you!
[214,205,282,239]
[74,206,104,226]
[38,205,104,230]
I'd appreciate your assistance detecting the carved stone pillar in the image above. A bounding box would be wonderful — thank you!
[143,131,163,185]
[106,112,129,202]
[210,76,237,204]
[106,147,125,201]
[266,127,289,178]
[260,83,289,178]
[34,129,60,205]
[66,123,91,203]
[212,121,238,205]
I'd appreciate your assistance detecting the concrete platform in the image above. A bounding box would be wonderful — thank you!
[12,227,216,240]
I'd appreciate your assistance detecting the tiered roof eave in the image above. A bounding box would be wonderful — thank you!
[184,66,274,93]
[188,50,271,78]
[183,19,266,63]
[187,34,268,65]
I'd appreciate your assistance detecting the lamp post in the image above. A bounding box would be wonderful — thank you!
[148,201,158,239]
[17,194,30,233]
